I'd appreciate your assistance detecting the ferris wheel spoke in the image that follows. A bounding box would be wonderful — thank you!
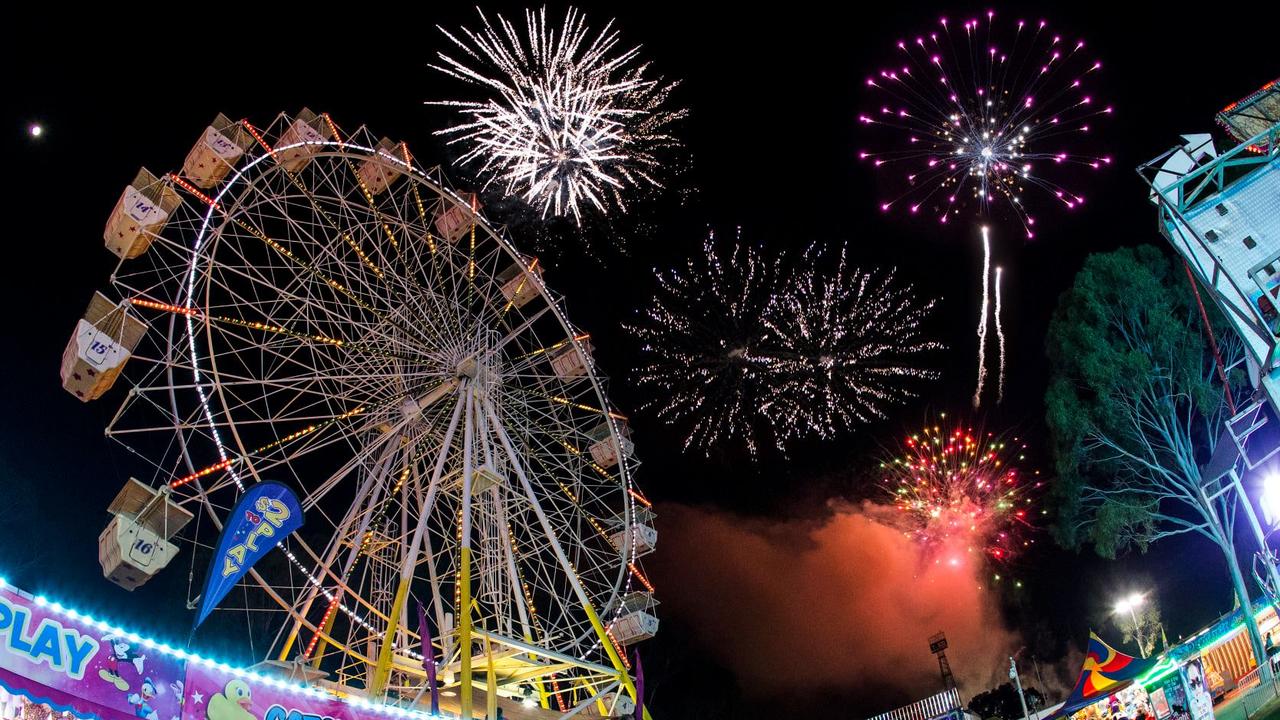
[222,199,437,352]
[218,200,409,341]
[264,148,402,288]
[478,397,612,637]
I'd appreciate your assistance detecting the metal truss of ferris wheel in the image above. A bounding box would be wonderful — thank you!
[71,109,658,719]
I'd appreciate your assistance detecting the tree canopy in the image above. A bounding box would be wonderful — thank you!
[1046,244,1239,558]
[969,682,1044,720]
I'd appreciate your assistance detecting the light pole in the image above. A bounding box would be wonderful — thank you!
[1114,593,1147,659]
[1010,657,1031,720]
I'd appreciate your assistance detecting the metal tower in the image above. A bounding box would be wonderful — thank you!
[929,631,956,694]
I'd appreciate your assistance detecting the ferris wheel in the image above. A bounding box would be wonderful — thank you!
[62,109,658,718]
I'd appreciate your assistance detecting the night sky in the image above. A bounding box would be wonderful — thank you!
[2,3,1277,720]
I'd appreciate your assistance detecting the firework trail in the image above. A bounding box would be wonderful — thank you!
[974,226,991,407]
[880,415,1041,569]
[429,7,686,224]
[995,266,1006,404]
[859,11,1111,237]
[630,232,942,457]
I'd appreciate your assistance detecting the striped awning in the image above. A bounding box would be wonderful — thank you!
[867,687,961,720]
[1202,629,1258,682]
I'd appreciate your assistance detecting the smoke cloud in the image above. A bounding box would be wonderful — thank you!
[649,501,1021,708]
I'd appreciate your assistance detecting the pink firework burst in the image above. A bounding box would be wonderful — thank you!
[859,11,1112,238]
[880,415,1042,568]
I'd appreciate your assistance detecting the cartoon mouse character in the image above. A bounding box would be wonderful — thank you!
[168,680,184,720]
[127,677,163,720]
[99,634,147,691]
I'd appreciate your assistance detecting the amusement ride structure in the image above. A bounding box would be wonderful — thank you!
[59,109,658,720]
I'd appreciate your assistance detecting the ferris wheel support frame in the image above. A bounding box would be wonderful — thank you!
[459,388,477,720]
[481,396,650,719]
[279,429,403,663]
[369,390,466,695]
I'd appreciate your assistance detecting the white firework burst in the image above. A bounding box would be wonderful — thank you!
[762,242,944,446]
[630,232,942,458]
[630,229,780,456]
[430,7,686,223]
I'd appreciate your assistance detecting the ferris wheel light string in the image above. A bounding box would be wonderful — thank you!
[627,563,654,593]
[169,407,366,488]
[500,258,543,317]
[603,625,631,670]
[409,185,439,255]
[328,136,404,258]
[517,388,627,420]
[167,174,222,210]
[549,676,568,712]
[130,297,417,362]
[240,119,277,160]
[302,536,369,660]
[321,113,346,148]
[516,333,591,361]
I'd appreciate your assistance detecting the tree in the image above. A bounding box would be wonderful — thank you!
[970,682,1043,720]
[1045,245,1266,672]
[1115,601,1165,658]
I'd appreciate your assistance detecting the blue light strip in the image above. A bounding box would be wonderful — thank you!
[0,577,443,720]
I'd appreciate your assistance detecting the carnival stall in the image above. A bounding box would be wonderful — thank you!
[0,578,436,720]
[1056,634,1214,720]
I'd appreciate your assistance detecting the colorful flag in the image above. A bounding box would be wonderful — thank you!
[417,601,439,715]
[1059,632,1158,715]
[194,482,304,628]
[634,651,644,720]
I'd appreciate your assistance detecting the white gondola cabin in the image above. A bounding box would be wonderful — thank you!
[104,168,182,259]
[98,478,193,591]
[498,260,543,309]
[549,338,592,381]
[608,506,657,558]
[587,421,633,469]
[609,591,659,645]
[593,693,635,718]
[182,113,252,189]
[60,292,148,402]
[433,193,481,244]
[356,138,409,196]
[276,108,333,173]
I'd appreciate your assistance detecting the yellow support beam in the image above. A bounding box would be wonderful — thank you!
[579,601,653,720]
[485,636,498,720]
[368,575,414,696]
[460,546,474,719]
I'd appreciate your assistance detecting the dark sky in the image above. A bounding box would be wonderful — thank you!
[2,3,1277,720]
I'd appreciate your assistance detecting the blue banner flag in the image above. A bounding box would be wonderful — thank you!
[194,482,303,628]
